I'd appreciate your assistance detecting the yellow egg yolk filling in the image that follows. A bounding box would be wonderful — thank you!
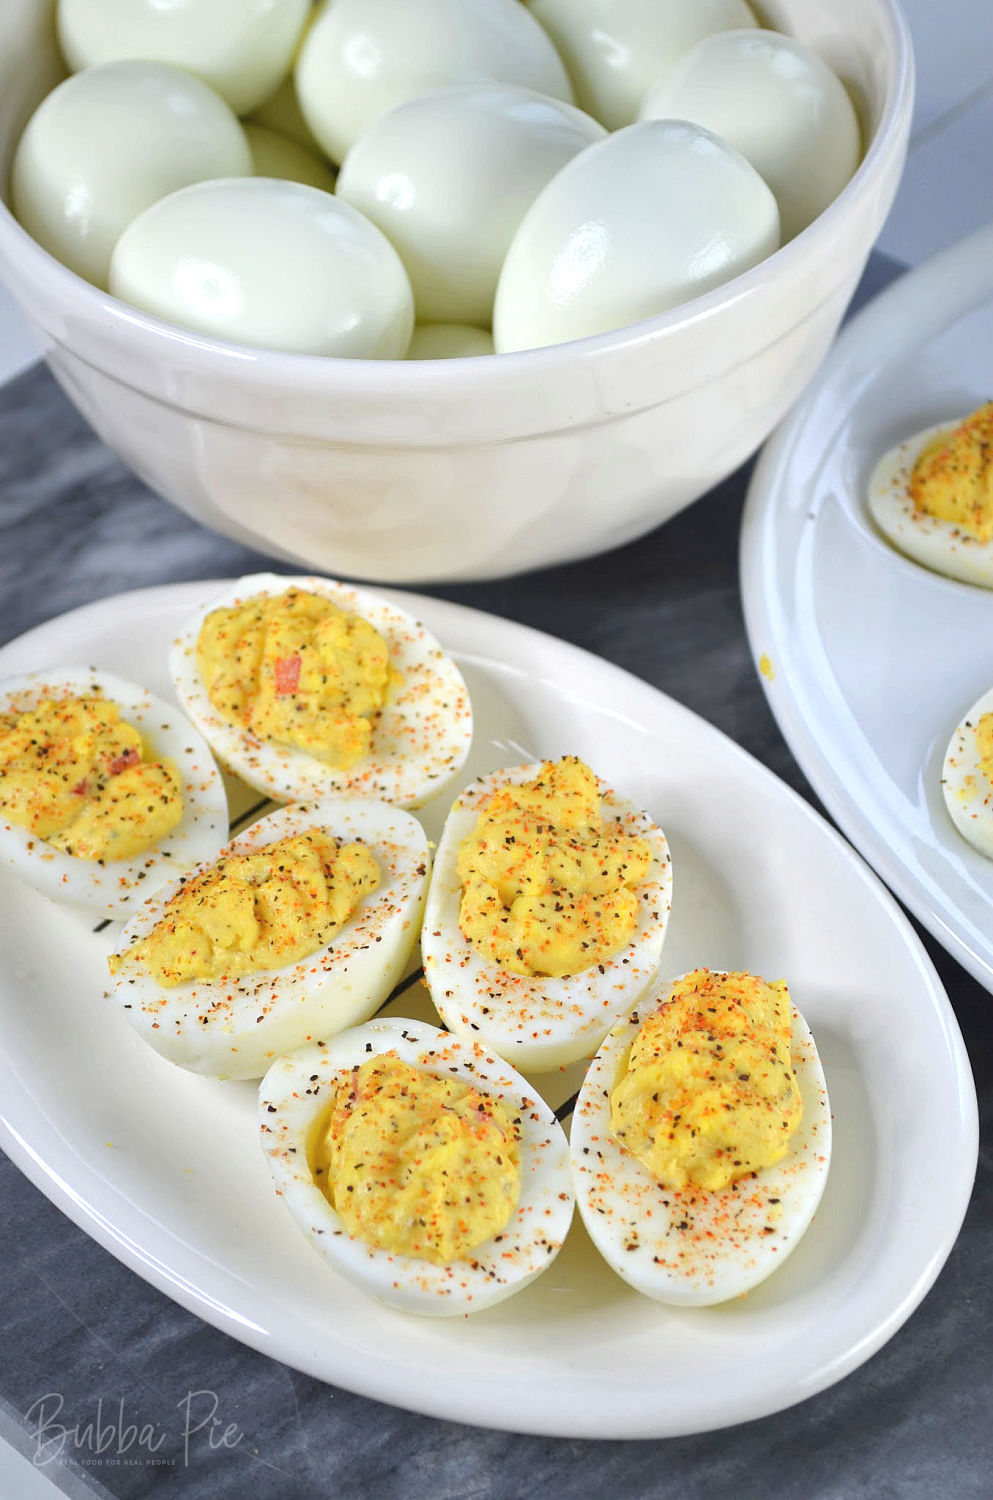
[975,714,993,782]
[310,1053,521,1264]
[0,695,183,861]
[456,756,653,978]
[610,969,803,1192]
[110,828,379,985]
[196,588,393,769]
[909,402,993,543]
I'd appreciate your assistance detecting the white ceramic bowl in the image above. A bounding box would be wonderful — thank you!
[0,0,912,583]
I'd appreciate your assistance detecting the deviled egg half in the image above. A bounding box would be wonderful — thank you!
[108,798,430,1078]
[942,684,993,860]
[570,969,831,1306]
[0,666,226,917]
[171,573,472,809]
[867,402,993,588]
[259,1016,575,1316]
[422,757,672,1072]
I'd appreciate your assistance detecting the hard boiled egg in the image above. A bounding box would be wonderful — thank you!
[942,685,993,860]
[170,574,473,809]
[243,124,337,194]
[337,84,605,326]
[527,0,756,130]
[493,120,780,352]
[407,325,495,360]
[57,0,310,115]
[259,1016,575,1315]
[867,411,993,588]
[296,0,573,164]
[422,762,672,1072]
[640,30,860,241]
[0,667,227,918]
[570,976,831,1305]
[109,179,413,358]
[11,61,251,289]
[109,800,430,1078]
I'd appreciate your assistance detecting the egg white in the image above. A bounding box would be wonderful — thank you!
[109,799,431,1078]
[170,573,473,810]
[570,977,832,1306]
[259,1016,575,1316]
[422,763,673,1072]
[942,684,993,860]
[0,667,227,918]
[867,418,993,588]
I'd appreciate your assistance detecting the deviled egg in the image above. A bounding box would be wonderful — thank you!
[259,1016,575,1315]
[570,969,831,1306]
[0,667,226,918]
[867,403,993,588]
[422,756,672,1072]
[108,799,430,1078]
[942,684,993,860]
[170,574,473,809]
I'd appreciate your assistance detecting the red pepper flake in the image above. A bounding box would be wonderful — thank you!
[273,654,302,696]
[107,747,140,777]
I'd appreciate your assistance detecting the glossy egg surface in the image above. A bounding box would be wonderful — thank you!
[296,0,573,163]
[109,178,413,357]
[11,60,251,288]
[640,29,860,240]
[337,83,605,325]
[527,0,756,129]
[57,0,311,114]
[493,119,780,352]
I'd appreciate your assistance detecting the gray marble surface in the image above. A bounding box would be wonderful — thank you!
[1,254,991,1500]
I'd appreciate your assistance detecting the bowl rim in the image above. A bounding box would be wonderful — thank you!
[0,0,914,392]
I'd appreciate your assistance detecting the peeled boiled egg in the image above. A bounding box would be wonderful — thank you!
[11,60,251,289]
[248,71,324,156]
[57,0,310,116]
[570,976,831,1305]
[109,800,430,1078]
[527,0,756,130]
[494,119,780,353]
[0,667,227,918]
[942,685,993,860]
[109,179,413,358]
[170,573,473,809]
[243,124,337,193]
[295,0,573,164]
[259,1016,575,1315]
[867,411,993,588]
[407,325,495,360]
[422,762,672,1072]
[640,30,860,241]
[337,84,605,326]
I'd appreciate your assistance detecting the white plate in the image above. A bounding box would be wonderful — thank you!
[0,582,977,1439]
[741,221,993,993]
